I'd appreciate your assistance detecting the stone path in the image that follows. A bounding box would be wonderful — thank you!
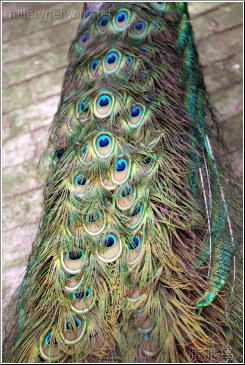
[2,2,243,313]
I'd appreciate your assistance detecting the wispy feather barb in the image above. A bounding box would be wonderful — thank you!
[3,2,242,363]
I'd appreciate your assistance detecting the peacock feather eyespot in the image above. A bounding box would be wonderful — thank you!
[62,247,85,274]
[101,233,117,248]
[101,171,116,191]
[98,15,110,33]
[140,47,150,53]
[145,156,153,164]
[128,235,141,250]
[81,32,90,44]
[119,183,133,198]
[44,332,53,346]
[65,249,84,261]
[103,50,121,74]
[84,9,92,19]
[79,102,89,112]
[126,231,144,264]
[79,144,93,165]
[132,204,143,216]
[80,144,93,165]
[117,183,135,210]
[90,59,100,72]
[98,95,111,107]
[68,273,77,278]
[54,148,65,161]
[113,9,130,31]
[85,212,103,223]
[116,11,127,22]
[133,20,145,31]
[83,211,105,236]
[97,135,111,148]
[128,104,145,129]
[141,328,161,357]
[126,55,133,65]
[72,287,92,300]
[121,54,133,74]
[65,317,82,331]
[77,101,90,122]
[131,20,148,38]
[115,158,128,172]
[143,154,156,174]
[106,52,118,64]
[94,92,114,118]
[131,106,142,118]
[85,211,103,223]
[152,2,167,11]
[74,174,88,196]
[112,156,131,185]
[40,331,61,361]
[129,203,145,229]
[71,286,95,314]
[61,315,86,345]
[81,145,87,155]
[97,232,122,263]
[94,133,114,158]
[75,174,87,186]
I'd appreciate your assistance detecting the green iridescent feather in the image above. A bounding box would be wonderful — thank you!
[3,2,242,363]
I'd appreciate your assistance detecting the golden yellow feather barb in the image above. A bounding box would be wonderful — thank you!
[3,2,242,363]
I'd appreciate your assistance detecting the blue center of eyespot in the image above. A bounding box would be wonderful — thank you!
[85,10,92,18]
[128,235,141,249]
[98,95,111,107]
[73,288,91,300]
[44,333,51,346]
[132,204,143,216]
[106,52,118,65]
[126,55,133,64]
[116,11,127,23]
[55,149,65,159]
[120,184,132,198]
[115,158,128,172]
[141,47,149,53]
[81,145,87,155]
[81,33,90,43]
[75,175,86,186]
[44,332,57,346]
[66,250,84,261]
[99,16,109,27]
[79,102,89,113]
[85,212,103,222]
[131,106,142,118]
[157,2,165,8]
[91,59,100,71]
[69,273,76,278]
[145,156,153,164]
[97,135,111,148]
[105,234,117,248]
[133,235,141,247]
[65,317,82,331]
[146,96,154,103]
[134,21,145,31]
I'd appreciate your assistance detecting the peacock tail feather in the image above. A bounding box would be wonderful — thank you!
[3,2,242,363]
